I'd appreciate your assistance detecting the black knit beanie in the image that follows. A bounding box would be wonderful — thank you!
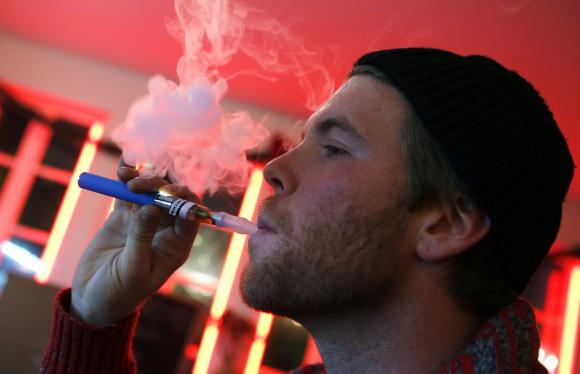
[354,48,575,294]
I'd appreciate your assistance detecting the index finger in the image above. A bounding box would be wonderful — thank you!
[114,157,140,211]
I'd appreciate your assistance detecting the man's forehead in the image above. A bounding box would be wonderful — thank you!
[303,116,368,144]
[304,76,407,138]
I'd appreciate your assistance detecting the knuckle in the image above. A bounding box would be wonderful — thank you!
[117,158,136,177]
[128,176,159,192]
[130,207,160,240]
[118,168,137,182]
[131,223,154,244]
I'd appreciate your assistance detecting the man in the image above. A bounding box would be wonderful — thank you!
[42,48,574,373]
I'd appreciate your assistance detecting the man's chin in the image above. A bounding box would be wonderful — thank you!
[239,262,287,315]
[240,275,269,314]
[240,262,316,319]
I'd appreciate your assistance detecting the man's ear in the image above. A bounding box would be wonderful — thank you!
[415,196,490,262]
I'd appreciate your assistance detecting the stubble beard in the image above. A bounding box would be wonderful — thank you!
[240,194,409,320]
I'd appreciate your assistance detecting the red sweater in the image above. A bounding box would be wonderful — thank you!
[41,289,138,374]
[42,289,547,373]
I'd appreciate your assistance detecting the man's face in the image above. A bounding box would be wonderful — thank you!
[241,75,416,318]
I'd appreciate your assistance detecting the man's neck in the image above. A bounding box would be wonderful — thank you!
[298,272,483,374]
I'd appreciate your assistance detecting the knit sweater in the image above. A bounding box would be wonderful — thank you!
[41,289,547,374]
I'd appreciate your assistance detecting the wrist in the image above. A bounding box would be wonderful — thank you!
[70,294,140,327]
[70,298,103,326]
[70,293,113,326]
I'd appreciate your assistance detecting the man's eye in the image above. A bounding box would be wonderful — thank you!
[323,145,349,156]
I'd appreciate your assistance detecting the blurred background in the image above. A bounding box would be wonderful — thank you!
[0,0,579,373]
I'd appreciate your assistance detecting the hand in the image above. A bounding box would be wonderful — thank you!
[70,160,199,326]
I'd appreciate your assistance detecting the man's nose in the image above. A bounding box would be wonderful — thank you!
[263,152,298,197]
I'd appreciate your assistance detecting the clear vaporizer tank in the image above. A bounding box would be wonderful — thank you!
[153,194,257,235]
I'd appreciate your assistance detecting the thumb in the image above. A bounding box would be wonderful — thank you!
[124,205,162,268]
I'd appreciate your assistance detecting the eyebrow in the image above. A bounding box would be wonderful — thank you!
[310,117,367,143]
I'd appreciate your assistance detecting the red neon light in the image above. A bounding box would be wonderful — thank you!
[193,168,264,374]
[37,165,73,185]
[13,225,50,245]
[245,341,267,373]
[194,322,219,374]
[0,152,15,168]
[0,121,52,244]
[244,313,274,374]
[0,152,72,185]
[2,81,107,127]
[559,265,580,374]
[210,231,253,319]
[36,121,103,284]
[184,343,200,360]
[302,337,323,366]
[540,271,564,353]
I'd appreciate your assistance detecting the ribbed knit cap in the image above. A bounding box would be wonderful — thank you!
[354,48,575,294]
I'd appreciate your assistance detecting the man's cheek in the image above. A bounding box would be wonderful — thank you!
[301,182,351,210]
